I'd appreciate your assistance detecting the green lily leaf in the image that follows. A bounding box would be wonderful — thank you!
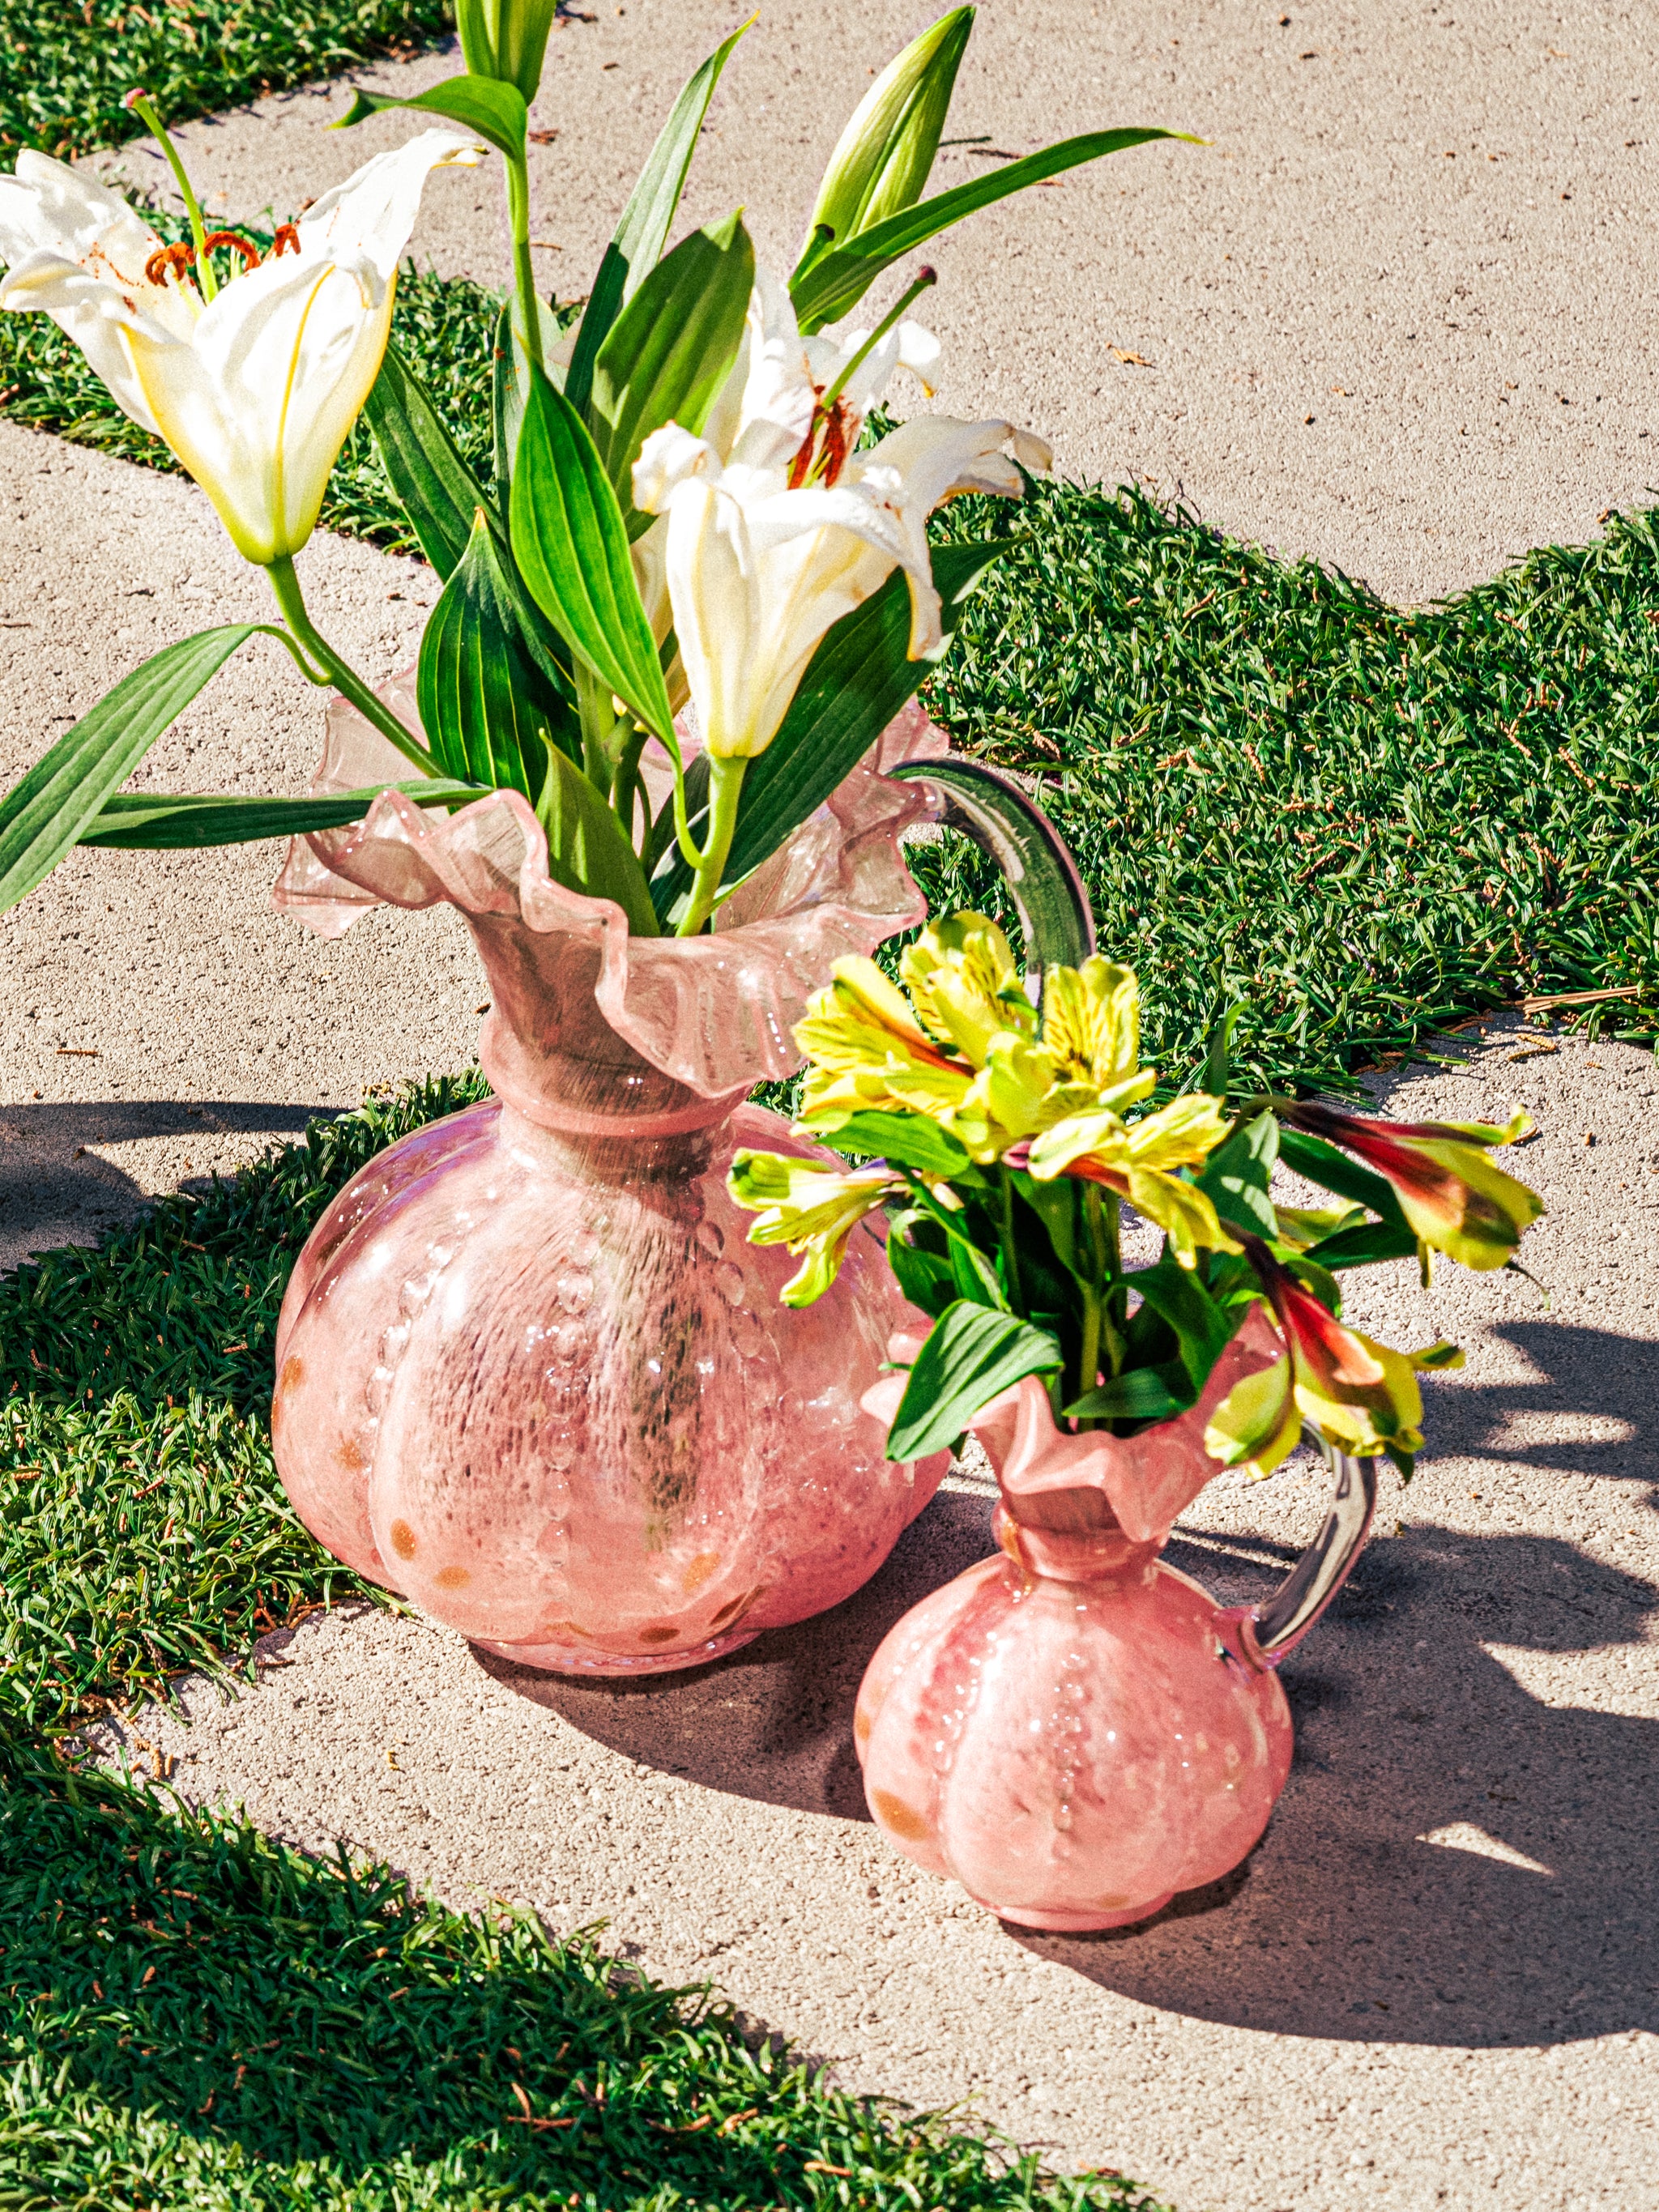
[885,1299,1061,1461]
[1196,1109,1280,1239]
[0,626,260,914]
[365,343,496,581]
[1064,1360,1194,1423]
[590,210,755,535]
[1300,1218,1421,1271]
[492,294,570,496]
[535,741,659,937]
[418,509,581,795]
[649,541,1003,922]
[791,126,1192,331]
[509,362,676,744]
[336,75,527,162]
[565,17,752,416]
[78,779,480,849]
[803,6,973,261]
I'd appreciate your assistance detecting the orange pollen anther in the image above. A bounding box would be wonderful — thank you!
[269,224,301,259]
[201,230,262,271]
[787,395,853,490]
[143,241,196,287]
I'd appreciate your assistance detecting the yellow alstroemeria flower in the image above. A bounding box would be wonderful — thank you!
[898,910,1037,1065]
[1025,1093,1242,1268]
[727,1150,902,1306]
[1205,1268,1465,1477]
[1282,1101,1543,1272]
[795,956,975,1129]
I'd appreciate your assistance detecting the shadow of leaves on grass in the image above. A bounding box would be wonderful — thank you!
[0,1731,1163,2210]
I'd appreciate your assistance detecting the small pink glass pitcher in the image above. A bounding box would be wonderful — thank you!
[854,1306,1377,1929]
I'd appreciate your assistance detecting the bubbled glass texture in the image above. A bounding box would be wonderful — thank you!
[269,695,949,1674]
[855,1307,1297,1929]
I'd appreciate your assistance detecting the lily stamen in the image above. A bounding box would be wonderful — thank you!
[201,230,262,272]
[143,241,195,288]
[268,224,301,260]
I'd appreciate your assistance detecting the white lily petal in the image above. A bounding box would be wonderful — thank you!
[127,249,391,565]
[822,314,942,411]
[720,266,817,473]
[296,129,488,283]
[0,252,168,431]
[633,421,719,516]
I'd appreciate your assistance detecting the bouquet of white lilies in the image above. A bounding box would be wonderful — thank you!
[0,9,1182,936]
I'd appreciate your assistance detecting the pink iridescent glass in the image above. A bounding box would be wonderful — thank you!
[268,689,949,1673]
[854,1306,1299,1929]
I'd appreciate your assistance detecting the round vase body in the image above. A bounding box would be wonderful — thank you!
[855,1311,1296,1929]
[855,1532,1292,1930]
[268,688,950,1674]
[275,1097,939,1673]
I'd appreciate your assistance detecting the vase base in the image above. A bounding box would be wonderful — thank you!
[471,1628,761,1677]
[984,1891,1175,1933]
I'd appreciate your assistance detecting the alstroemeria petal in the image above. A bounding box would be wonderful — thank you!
[899,911,1032,1063]
[1205,1353,1300,1476]
[728,1149,900,1306]
[1286,1100,1544,1271]
[1039,955,1141,1089]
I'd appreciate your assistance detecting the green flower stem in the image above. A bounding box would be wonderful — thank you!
[677,753,747,936]
[264,555,433,775]
[611,722,649,847]
[126,90,214,299]
[996,1169,1024,1318]
[505,155,544,372]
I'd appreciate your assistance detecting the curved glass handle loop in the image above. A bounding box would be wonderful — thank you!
[1222,1423,1378,1673]
[887,757,1095,992]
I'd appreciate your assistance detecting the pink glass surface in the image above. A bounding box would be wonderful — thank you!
[855,1306,1298,1929]
[271,697,950,1673]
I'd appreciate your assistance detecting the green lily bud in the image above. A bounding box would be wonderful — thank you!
[808,6,974,251]
[456,0,558,106]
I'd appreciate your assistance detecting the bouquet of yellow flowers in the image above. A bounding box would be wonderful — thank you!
[730,912,1545,1471]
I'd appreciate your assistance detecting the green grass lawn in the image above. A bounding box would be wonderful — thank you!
[0,0,450,162]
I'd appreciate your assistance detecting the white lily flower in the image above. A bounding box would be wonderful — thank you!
[632,266,1049,763]
[0,130,486,565]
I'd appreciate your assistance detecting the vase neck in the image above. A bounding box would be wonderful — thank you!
[992,1502,1163,1583]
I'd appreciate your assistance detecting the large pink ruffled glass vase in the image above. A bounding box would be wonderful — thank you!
[268,693,949,1675]
[855,1310,1377,1929]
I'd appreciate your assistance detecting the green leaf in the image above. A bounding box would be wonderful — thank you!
[1196,1110,1280,1238]
[365,343,495,581]
[889,755,1098,980]
[0,626,258,914]
[885,1300,1061,1461]
[78,780,480,849]
[509,363,676,744]
[565,19,752,415]
[884,1213,957,1319]
[1064,1361,1192,1423]
[493,294,569,495]
[791,126,1190,331]
[417,509,575,796]
[590,211,755,535]
[1201,1001,1243,1099]
[649,541,1003,922]
[1130,1259,1241,1395]
[815,1109,980,1182]
[948,1232,1008,1310]
[1302,1219,1421,1271]
[1277,1126,1410,1231]
[535,743,659,936]
[804,6,973,256]
[336,74,527,160]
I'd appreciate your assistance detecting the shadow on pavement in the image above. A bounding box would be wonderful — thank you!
[483,1316,1659,2052]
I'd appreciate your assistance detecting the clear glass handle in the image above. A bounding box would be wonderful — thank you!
[1219,1423,1378,1672]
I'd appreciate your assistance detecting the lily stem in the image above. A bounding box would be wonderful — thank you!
[505,155,544,372]
[677,754,747,937]
[126,90,215,300]
[264,555,433,776]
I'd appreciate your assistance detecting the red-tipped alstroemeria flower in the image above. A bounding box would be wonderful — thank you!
[1281,1100,1542,1272]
